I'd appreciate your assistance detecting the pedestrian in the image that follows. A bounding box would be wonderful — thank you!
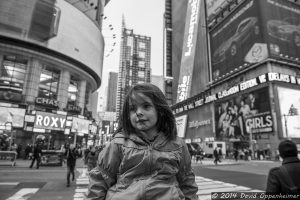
[214,147,221,165]
[87,83,198,200]
[266,140,300,194]
[29,143,42,169]
[218,147,223,159]
[86,146,98,172]
[233,148,239,161]
[64,143,78,187]
[24,144,31,160]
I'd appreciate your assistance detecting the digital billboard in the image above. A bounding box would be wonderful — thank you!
[0,107,26,127]
[0,0,103,79]
[71,117,90,135]
[277,87,300,138]
[177,0,202,103]
[175,115,188,138]
[209,0,265,80]
[261,0,300,59]
[205,0,228,22]
[186,105,213,141]
[215,87,273,141]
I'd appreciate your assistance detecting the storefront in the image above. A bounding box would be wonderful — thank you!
[173,71,300,158]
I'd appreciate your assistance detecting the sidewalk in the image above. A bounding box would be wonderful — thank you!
[192,158,279,166]
[0,157,86,168]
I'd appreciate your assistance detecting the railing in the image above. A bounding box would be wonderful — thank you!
[0,151,17,166]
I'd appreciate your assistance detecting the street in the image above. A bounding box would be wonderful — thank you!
[0,158,281,200]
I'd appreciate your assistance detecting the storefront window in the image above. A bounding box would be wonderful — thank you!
[38,65,60,99]
[68,76,79,104]
[0,55,27,92]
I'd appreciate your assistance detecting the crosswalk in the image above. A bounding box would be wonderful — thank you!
[0,168,264,200]
[73,168,264,200]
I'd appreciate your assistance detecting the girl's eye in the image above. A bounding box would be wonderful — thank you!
[129,106,136,111]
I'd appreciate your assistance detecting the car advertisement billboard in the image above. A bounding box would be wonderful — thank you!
[277,87,300,138]
[261,0,300,59]
[210,0,266,80]
[0,107,26,128]
[215,87,273,141]
[0,0,103,79]
[34,111,66,131]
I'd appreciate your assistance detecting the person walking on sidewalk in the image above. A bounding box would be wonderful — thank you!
[266,140,300,194]
[29,143,42,169]
[64,143,79,187]
[214,147,221,165]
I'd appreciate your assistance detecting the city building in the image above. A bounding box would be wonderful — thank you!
[151,75,164,93]
[171,0,300,159]
[106,71,118,112]
[0,0,110,149]
[116,18,151,117]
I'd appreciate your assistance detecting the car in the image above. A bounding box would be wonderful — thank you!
[212,17,260,65]
[267,17,300,47]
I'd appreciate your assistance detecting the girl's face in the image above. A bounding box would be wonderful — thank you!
[129,93,158,136]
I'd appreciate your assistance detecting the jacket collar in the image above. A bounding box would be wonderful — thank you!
[282,156,300,165]
[114,132,168,146]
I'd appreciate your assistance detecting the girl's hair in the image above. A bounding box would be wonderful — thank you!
[117,83,177,140]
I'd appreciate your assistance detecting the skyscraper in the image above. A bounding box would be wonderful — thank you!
[106,72,118,112]
[116,17,151,118]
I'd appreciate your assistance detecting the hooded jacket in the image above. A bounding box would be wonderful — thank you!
[87,132,198,200]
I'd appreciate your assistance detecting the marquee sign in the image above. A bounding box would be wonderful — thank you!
[34,111,66,131]
[173,72,300,114]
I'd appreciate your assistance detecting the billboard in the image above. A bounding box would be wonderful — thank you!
[186,104,213,141]
[0,107,25,127]
[215,87,273,141]
[205,0,228,22]
[277,87,300,138]
[261,0,300,59]
[0,0,103,79]
[176,0,202,103]
[34,111,66,131]
[175,115,188,138]
[210,0,266,80]
[71,117,91,135]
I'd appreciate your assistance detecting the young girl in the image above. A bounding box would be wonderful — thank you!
[87,83,198,200]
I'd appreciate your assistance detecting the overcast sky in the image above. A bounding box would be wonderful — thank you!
[98,0,164,107]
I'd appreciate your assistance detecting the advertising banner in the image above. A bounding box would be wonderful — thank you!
[260,0,300,59]
[177,0,201,103]
[34,111,66,131]
[277,87,300,138]
[175,115,188,138]
[205,0,228,22]
[186,104,213,141]
[215,87,273,141]
[210,0,266,80]
[0,107,25,128]
[71,117,90,135]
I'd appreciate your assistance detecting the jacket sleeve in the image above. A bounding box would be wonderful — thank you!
[176,140,199,200]
[86,141,122,200]
[266,167,281,193]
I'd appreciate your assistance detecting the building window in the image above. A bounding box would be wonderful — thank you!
[38,65,60,99]
[138,61,145,68]
[138,71,145,78]
[68,76,79,104]
[0,55,27,92]
[138,51,145,58]
[139,42,146,49]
